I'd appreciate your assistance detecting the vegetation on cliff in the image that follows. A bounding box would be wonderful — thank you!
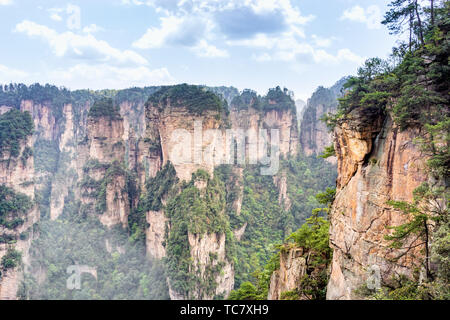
[165,169,231,299]
[217,154,336,290]
[324,0,449,300]
[147,84,226,115]
[228,189,334,300]
[1,248,22,274]
[88,97,122,120]
[0,109,33,158]
[231,86,296,113]
[0,185,33,230]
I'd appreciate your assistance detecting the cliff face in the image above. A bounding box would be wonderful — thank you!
[327,109,428,300]
[144,97,235,300]
[300,79,346,162]
[0,135,38,300]
[146,104,224,182]
[267,247,307,300]
[229,106,299,159]
[187,232,234,299]
[229,104,299,211]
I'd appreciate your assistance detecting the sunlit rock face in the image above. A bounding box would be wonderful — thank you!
[145,103,224,182]
[327,108,428,300]
[267,247,307,300]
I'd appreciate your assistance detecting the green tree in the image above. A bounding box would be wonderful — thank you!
[385,183,448,281]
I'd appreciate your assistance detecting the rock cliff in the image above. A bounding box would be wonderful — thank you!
[0,121,38,300]
[327,109,428,299]
[300,78,347,163]
[267,247,307,300]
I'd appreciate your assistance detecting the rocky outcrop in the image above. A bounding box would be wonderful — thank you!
[273,172,291,211]
[268,247,307,300]
[1,84,306,300]
[80,114,130,228]
[327,109,428,300]
[145,103,225,182]
[186,232,234,300]
[146,210,167,259]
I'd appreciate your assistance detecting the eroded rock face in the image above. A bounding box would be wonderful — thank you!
[146,210,167,259]
[334,106,385,188]
[230,106,299,159]
[327,112,428,300]
[273,172,291,211]
[268,247,307,300]
[300,102,335,161]
[87,117,125,163]
[146,104,223,182]
[184,232,234,300]
[0,138,38,300]
[299,79,347,163]
[99,174,130,228]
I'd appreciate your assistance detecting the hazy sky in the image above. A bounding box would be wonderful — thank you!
[0,0,398,101]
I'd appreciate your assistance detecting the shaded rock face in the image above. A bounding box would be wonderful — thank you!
[185,232,234,300]
[146,210,167,259]
[0,137,38,300]
[268,247,307,300]
[299,79,347,163]
[327,111,428,300]
[87,117,125,163]
[273,173,291,211]
[300,102,335,161]
[99,173,130,228]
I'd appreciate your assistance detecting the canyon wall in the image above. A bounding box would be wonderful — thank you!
[326,107,428,299]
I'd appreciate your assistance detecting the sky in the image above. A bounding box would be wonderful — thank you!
[0,0,399,101]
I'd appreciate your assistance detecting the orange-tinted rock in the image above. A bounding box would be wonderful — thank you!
[327,112,428,300]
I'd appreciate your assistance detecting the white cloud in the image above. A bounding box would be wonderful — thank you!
[0,62,173,90]
[341,5,382,30]
[83,24,104,34]
[15,20,148,66]
[50,13,63,22]
[132,15,186,49]
[121,0,146,5]
[311,35,333,48]
[229,28,363,65]
[191,40,229,58]
[252,52,272,62]
[312,48,365,65]
[47,63,173,89]
[131,0,314,60]
[0,64,29,83]
[0,0,13,5]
